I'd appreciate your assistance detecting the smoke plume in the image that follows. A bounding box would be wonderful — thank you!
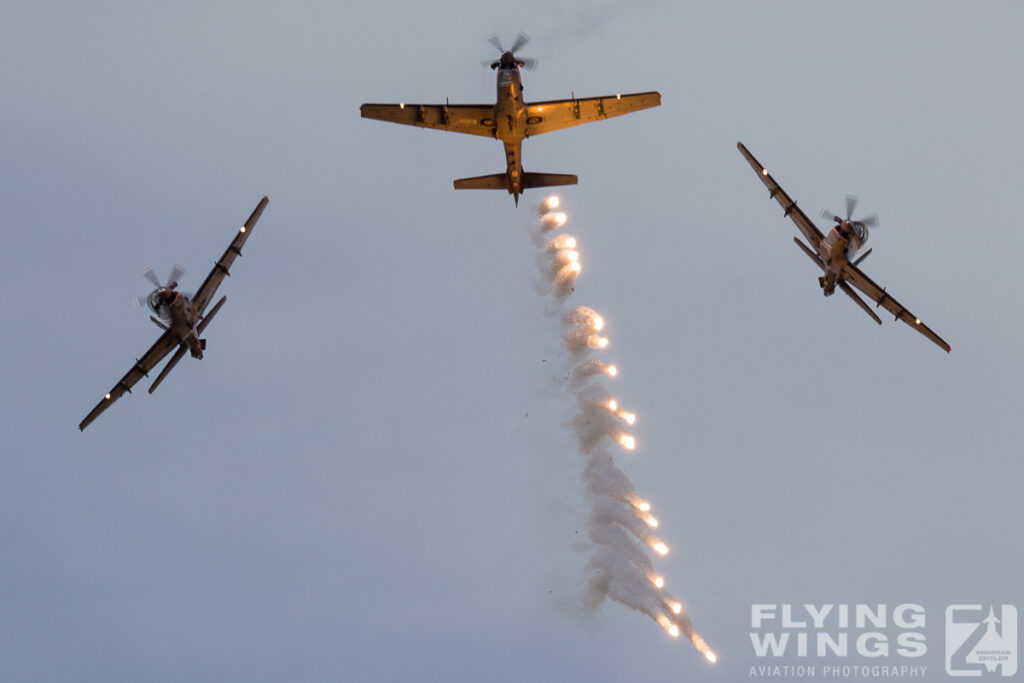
[530,197,716,663]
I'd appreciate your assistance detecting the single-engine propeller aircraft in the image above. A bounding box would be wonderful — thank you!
[737,143,950,353]
[360,33,661,205]
[79,196,269,430]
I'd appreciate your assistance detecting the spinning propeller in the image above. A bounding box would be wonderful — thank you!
[134,265,189,321]
[820,195,879,230]
[483,32,537,70]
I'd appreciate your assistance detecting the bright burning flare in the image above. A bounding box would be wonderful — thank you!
[656,615,680,639]
[607,399,619,412]
[671,602,683,615]
[652,575,664,589]
[618,434,636,450]
[636,501,650,512]
[556,263,580,285]
[653,542,669,556]
[605,365,618,377]
[591,315,604,331]
[646,516,659,528]
[540,211,568,230]
[546,235,576,252]
[692,635,717,662]
[619,411,636,425]
[544,195,560,210]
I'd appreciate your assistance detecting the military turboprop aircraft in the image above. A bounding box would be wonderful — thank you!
[737,143,950,352]
[79,196,269,430]
[360,34,661,205]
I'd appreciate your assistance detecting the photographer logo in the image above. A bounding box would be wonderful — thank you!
[946,605,1017,677]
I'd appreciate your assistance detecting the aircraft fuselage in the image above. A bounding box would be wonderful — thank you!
[495,65,527,199]
[159,289,204,358]
[817,222,866,295]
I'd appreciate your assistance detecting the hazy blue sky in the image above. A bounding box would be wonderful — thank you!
[1,1,1021,681]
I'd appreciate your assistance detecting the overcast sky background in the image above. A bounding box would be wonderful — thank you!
[1,1,1021,681]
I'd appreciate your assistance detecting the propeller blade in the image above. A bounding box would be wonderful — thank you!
[487,35,503,52]
[141,268,160,288]
[519,57,537,70]
[819,208,836,222]
[510,32,530,54]
[858,214,879,228]
[134,295,149,309]
[167,264,185,287]
[845,195,858,221]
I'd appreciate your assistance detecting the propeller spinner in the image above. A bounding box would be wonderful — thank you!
[820,195,878,243]
[484,32,537,70]
[135,265,186,321]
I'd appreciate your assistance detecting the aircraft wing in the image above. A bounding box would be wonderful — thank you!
[79,330,180,430]
[360,103,497,138]
[737,142,825,249]
[524,91,661,136]
[841,262,951,352]
[191,196,268,315]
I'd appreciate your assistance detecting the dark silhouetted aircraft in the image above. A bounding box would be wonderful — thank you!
[79,196,269,430]
[738,143,949,352]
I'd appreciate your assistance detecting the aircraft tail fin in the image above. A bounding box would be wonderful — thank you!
[522,172,578,189]
[453,173,509,191]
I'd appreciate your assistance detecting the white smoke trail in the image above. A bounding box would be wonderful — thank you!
[531,197,715,663]
[570,359,617,388]
[583,546,665,617]
[591,495,665,552]
[532,216,579,300]
[563,306,604,331]
[570,386,635,454]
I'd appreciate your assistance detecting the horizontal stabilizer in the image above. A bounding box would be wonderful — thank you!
[453,173,508,191]
[522,172,578,189]
[793,237,825,271]
[197,295,227,335]
[838,280,883,325]
[149,345,187,394]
